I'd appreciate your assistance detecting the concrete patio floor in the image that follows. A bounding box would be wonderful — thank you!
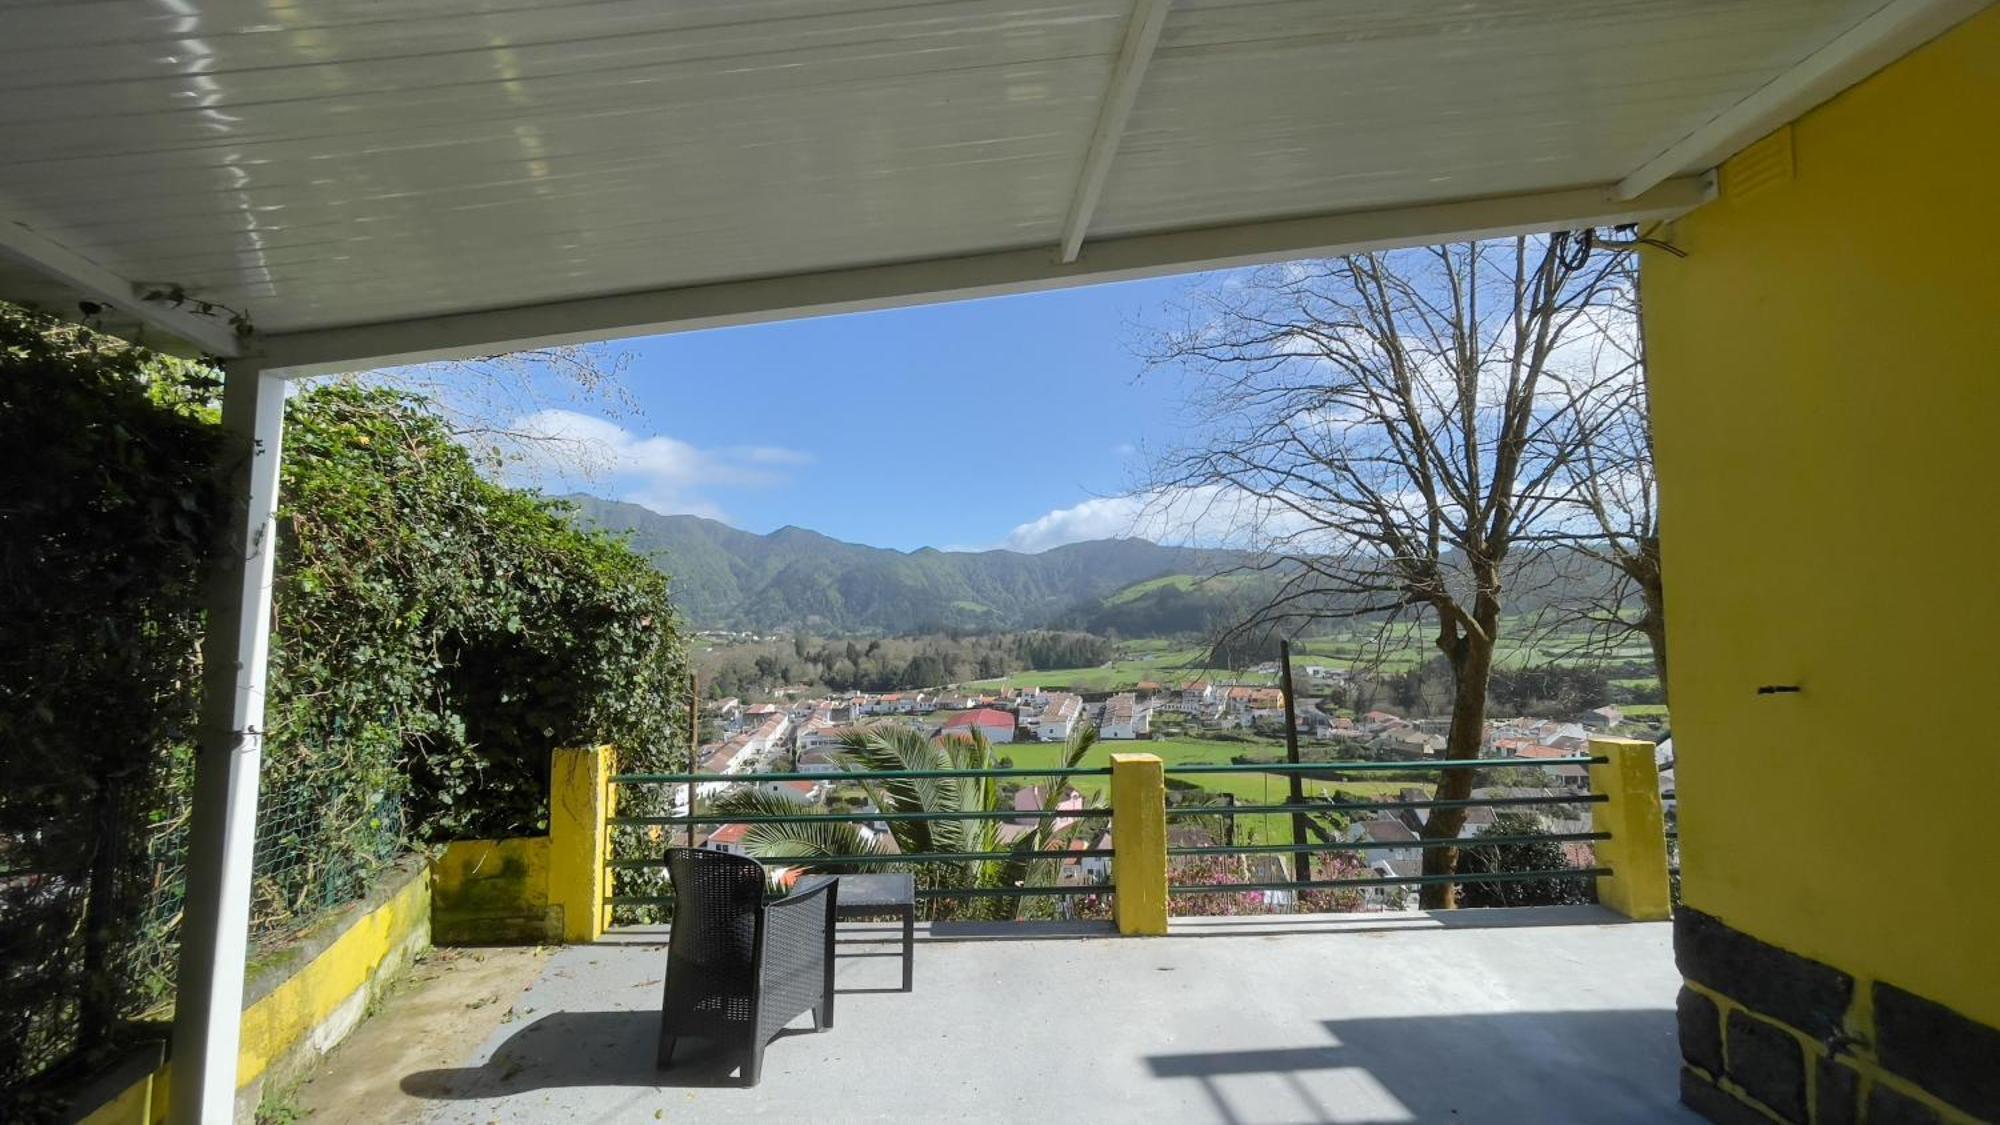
[402,905,1696,1124]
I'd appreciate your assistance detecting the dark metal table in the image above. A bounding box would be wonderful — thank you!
[831,873,915,991]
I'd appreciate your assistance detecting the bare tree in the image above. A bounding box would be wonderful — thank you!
[1526,257,1668,700]
[328,343,640,477]
[1141,232,1643,907]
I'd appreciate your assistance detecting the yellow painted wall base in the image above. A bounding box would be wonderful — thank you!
[1642,2,2000,1030]
[432,836,559,944]
[78,856,432,1124]
[1110,753,1168,935]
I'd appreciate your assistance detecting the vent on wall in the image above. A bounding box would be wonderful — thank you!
[1724,126,1795,201]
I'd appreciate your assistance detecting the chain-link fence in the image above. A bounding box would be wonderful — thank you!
[1,754,407,1100]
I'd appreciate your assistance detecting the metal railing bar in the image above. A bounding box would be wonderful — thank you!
[1167,832,1607,857]
[612,808,1111,827]
[609,849,1114,868]
[1160,756,1603,775]
[607,885,1109,906]
[1168,867,1611,893]
[1162,794,1606,818]
[613,766,1112,784]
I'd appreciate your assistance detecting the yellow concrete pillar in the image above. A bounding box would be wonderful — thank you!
[1588,736,1672,921]
[1110,753,1168,935]
[548,745,616,942]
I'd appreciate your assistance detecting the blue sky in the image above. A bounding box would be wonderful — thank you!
[509,272,1226,553]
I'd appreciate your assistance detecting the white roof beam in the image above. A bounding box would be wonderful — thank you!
[257,176,1714,379]
[0,207,244,357]
[1059,0,1173,264]
[1616,0,1990,199]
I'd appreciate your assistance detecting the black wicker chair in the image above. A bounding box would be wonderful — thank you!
[657,848,838,1085]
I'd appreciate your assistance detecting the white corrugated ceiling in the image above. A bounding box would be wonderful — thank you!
[0,0,1978,364]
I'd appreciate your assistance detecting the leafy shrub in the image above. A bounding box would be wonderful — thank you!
[270,383,690,841]
[0,303,690,1095]
[1453,812,1595,907]
[0,308,226,1091]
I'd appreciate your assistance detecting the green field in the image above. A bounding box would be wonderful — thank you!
[956,620,1657,697]
[1102,573,1261,606]
[1000,735,1416,847]
[956,644,1277,694]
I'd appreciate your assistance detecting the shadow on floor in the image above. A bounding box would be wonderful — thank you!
[1144,1008,1693,1125]
[403,942,900,1098]
[401,1010,834,1095]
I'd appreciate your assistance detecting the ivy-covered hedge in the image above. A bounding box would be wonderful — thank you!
[272,382,689,842]
[0,310,227,1092]
[0,303,689,1097]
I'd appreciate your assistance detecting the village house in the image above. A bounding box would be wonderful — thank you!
[1577,704,1623,730]
[940,707,1016,744]
[1371,728,1444,760]
[1034,693,1084,741]
[1344,818,1421,867]
[757,777,828,804]
[795,747,842,774]
[699,822,752,858]
[1098,692,1149,739]
[1365,858,1422,911]
[1359,710,1407,733]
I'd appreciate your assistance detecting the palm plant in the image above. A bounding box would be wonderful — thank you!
[708,721,1103,920]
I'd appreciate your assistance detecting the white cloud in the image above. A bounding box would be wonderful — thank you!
[501,409,808,519]
[1003,496,1150,552]
[1002,485,1326,554]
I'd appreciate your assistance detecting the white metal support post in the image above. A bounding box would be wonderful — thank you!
[169,362,286,1125]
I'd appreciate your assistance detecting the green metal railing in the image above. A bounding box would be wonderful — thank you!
[1157,755,1609,897]
[607,753,1611,910]
[608,763,1117,908]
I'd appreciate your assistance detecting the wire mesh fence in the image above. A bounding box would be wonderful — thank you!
[1,754,407,1099]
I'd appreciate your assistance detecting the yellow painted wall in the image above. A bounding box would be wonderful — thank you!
[431,835,559,944]
[80,861,432,1123]
[235,864,431,1085]
[1642,5,2000,1029]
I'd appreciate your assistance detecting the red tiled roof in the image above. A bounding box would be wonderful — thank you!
[942,707,1014,730]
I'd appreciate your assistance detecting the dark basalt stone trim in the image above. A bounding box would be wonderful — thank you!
[1814,1056,1859,1125]
[1675,907,1853,1039]
[1867,1083,1942,1125]
[1727,1009,1808,1123]
[1681,1067,1780,1125]
[1679,986,1724,1075]
[1873,981,2000,1120]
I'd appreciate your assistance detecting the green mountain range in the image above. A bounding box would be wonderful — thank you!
[561,496,1253,634]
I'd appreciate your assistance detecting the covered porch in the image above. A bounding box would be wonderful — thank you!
[5,1,1998,1122]
[388,908,1689,1124]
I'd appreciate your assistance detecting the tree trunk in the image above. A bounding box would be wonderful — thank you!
[1640,600,1668,708]
[1417,628,1495,909]
[1625,536,1669,707]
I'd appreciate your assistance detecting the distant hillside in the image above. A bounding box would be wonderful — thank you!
[564,496,1624,638]
[561,496,1249,633]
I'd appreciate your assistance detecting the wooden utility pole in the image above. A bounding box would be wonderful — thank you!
[1280,639,1310,883]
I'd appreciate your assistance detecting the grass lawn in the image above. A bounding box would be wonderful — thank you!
[1000,735,1423,847]
[957,648,1278,694]
[959,621,1662,698]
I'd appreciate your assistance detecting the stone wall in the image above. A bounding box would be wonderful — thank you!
[1676,909,1999,1124]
